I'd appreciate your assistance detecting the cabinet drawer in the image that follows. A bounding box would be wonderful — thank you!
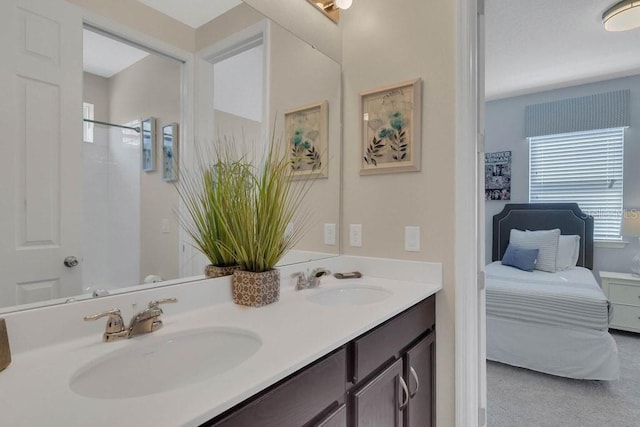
[609,283,640,306]
[314,403,346,427]
[610,303,640,332]
[210,348,346,427]
[350,296,435,383]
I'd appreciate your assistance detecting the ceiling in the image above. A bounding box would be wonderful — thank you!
[136,0,242,28]
[86,0,640,97]
[83,29,149,78]
[83,1,242,78]
[486,0,640,100]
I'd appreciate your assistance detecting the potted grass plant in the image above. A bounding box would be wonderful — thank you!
[216,137,315,307]
[176,148,250,278]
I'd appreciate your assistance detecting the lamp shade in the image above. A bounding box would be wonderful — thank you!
[622,209,640,236]
[603,0,640,31]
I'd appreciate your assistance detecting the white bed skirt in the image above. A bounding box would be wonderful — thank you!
[487,316,620,380]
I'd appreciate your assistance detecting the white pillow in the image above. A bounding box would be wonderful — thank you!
[556,235,580,271]
[509,228,560,272]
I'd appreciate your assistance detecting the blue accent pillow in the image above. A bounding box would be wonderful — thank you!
[502,244,539,272]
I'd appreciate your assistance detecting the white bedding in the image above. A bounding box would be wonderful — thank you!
[486,261,619,380]
[485,261,611,331]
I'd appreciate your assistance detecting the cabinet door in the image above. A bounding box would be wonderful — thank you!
[353,358,406,427]
[404,332,435,427]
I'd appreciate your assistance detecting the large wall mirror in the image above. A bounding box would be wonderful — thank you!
[0,0,341,313]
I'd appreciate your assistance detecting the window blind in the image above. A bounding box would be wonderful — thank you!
[529,128,624,240]
[524,90,630,138]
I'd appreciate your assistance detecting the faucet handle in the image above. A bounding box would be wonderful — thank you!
[148,298,178,309]
[84,309,125,334]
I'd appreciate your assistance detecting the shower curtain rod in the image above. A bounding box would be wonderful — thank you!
[83,118,141,133]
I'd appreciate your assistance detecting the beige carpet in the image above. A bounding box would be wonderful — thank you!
[487,331,640,427]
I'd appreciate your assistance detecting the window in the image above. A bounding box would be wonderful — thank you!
[83,102,94,143]
[529,127,625,240]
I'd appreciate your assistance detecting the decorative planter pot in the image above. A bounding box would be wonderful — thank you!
[204,264,240,278]
[232,269,280,307]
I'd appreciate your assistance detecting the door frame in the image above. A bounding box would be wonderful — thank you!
[79,8,195,281]
[455,0,485,426]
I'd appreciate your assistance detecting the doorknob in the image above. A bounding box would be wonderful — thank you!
[64,256,79,267]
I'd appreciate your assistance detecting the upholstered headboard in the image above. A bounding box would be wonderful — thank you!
[492,203,594,270]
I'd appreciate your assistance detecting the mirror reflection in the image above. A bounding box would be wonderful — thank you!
[0,1,341,313]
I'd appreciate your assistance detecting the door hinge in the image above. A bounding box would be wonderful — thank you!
[477,0,485,16]
[479,407,487,425]
[477,271,485,291]
[477,132,485,154]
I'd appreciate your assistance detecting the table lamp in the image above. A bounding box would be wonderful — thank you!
[622,208,640,276]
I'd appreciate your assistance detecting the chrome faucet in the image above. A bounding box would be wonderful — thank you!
[84,298,178,342]
[292,268,332,290]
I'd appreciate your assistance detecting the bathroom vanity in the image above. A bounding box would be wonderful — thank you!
[207,296,435,427]
[0,256,441,426]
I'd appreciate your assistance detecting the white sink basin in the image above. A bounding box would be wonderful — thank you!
[70,327,261,399]
[307,284,392,306]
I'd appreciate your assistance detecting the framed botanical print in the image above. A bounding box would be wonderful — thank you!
[360,79,422,175]
[141,117,156,172]
[285,100,328,179]
[162,123,178,182]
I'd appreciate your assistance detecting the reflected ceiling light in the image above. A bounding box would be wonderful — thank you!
[603,0,640,31]
[308,0,353,23]
[334,0,353,9]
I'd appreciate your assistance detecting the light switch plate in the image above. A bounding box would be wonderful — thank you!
[324,223,336,246]
[349,224,362,247]
[405,226,421,252]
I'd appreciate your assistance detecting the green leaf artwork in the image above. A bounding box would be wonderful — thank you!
[361,79,421,174]
[285,101,327,178]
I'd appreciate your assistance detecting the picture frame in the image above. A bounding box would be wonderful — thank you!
[485,151,511,201]
[141,117,156,172]
[285,100,328,179]
[360,79,422,175]
[161,123,178,182]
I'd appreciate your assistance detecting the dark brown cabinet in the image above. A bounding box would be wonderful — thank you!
[207,349,346,427]
[352,358,404,426]
[348,297,435,426]
[404,333,436,427]
[203,296,435,427]
[315,403,347,427]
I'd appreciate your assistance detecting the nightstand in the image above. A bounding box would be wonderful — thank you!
[600,271,640,333]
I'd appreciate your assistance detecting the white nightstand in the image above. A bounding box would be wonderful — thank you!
[600,271,640,333]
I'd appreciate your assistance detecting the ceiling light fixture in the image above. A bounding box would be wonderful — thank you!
[308,0,353,23]
[334,0,353,9]
[603,0,640,31]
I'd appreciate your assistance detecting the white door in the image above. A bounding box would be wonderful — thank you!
[0,0,83,307]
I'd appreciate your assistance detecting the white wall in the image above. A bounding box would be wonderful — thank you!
[108,54,181,284]
[341,0,456,425]
[243,0,341,63]
[82,72,110,290]
[485,75,640,279]
[213,43,263,122]
[268,20,342,254]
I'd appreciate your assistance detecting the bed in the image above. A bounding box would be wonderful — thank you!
[487,203,620,380]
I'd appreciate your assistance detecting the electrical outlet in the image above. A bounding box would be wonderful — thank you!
[405,226,421,252]
[349,224,362,247]
[324,223,336,246]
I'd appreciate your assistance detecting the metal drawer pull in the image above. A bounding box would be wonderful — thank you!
[409,366,420,398]
[399,376,409,411]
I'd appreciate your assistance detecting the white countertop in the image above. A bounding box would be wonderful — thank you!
[1,257,441,426]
